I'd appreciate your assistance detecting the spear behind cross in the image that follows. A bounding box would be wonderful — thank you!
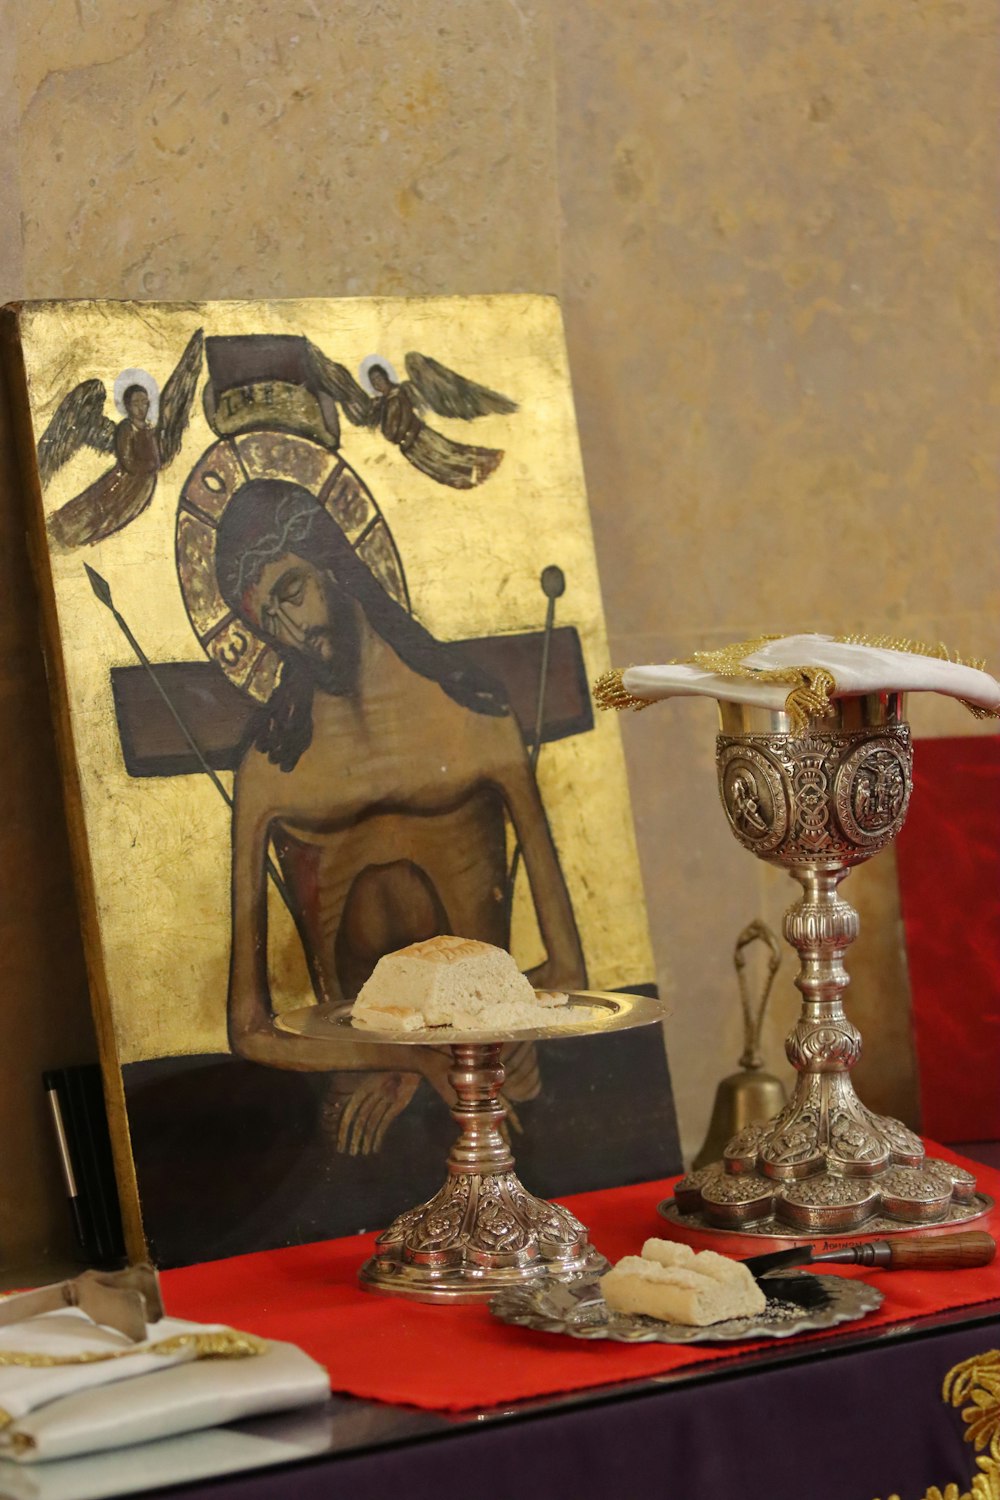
[504,564,566,925]
[84,564,292,911]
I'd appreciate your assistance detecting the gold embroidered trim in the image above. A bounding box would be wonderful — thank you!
[592,668,655,712]
[683,633,788,678]
[593,634,999,730]
[874,1349,1000,1500]
[0,1407,12,1429]
[0,1329,267,1368]
[783,669,838,729]
[838,633,988,674]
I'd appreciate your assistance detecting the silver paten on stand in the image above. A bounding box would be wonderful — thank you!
[669,692,989,1239]
[277,991,664,1301]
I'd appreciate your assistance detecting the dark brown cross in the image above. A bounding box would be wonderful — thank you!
[111,628,592,779]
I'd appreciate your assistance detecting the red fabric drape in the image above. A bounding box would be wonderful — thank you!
[896,735,1000,1141]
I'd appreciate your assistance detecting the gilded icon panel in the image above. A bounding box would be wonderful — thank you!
[11,296,677,1263]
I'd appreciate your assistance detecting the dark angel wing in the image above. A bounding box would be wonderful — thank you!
[156,328,205,466]
[306,342,378,427]
[36,380,116,487]
[404,352,518,421]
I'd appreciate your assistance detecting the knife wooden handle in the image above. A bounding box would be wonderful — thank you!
[886,1232,995,1270]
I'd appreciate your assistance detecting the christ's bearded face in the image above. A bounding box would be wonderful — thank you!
[243,552,361,695]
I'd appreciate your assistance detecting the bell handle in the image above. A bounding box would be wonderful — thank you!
[734,920,782,1070]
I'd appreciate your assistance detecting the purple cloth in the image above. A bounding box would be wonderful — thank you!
[140,1317,1000,1500]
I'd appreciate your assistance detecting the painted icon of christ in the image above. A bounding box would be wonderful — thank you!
[213,477,586,1150]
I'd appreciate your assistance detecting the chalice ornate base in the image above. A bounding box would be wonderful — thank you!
[359,1040,605,1303]
[277,991,664,1301]
[671,694,989,1240]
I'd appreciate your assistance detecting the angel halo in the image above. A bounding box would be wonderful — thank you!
[359,354,400,394]
[113,368,160,423]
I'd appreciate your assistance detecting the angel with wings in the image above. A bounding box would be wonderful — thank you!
[39,329,204,549]
[307,347,517,490]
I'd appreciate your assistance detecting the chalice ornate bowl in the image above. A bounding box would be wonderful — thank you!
[667,691,989,1237]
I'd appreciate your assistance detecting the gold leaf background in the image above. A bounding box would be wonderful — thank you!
[20,295,652,1063]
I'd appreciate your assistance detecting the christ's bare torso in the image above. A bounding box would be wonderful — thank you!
[228,620,584,1071]
[274,792,509,1003]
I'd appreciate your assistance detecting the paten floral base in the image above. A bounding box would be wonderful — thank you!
[359,1170,606,1303]
[358,1038,608,1302]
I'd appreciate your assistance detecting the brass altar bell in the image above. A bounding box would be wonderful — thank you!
[693,921,787,1170]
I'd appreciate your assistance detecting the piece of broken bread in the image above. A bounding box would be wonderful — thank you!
[599,1237,766,1326]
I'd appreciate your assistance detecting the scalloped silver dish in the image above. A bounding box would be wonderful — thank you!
[489,1272,883,1343]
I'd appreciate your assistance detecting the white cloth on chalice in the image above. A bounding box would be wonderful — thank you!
[621,634,1000,713]
[0,1308,328,1464]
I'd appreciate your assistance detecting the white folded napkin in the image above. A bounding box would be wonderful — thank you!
[595,633,1000,728]
[0,1309,329,1464]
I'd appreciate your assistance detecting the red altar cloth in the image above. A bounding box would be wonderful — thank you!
[896,734,1000,1142]
[160,1145,1000,1413]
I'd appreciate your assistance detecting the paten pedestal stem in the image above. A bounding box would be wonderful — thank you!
[446,1044,514,1176]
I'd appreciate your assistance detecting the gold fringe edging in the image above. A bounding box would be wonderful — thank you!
[0,1328,268,1369]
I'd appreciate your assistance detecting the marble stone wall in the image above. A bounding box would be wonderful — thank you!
[551,0,1000,1160]
[1,0,997,1265]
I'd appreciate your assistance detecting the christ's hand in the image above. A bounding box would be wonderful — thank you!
[322,1070,421,1156]
[526,958,583,993]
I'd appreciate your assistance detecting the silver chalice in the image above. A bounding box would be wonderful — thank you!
[666,692,989,1237]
